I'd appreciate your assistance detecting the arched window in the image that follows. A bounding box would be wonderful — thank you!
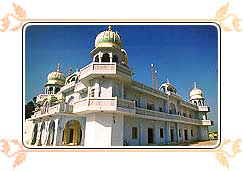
[194,101,197,106]
[71,77,76,82]
[101,53,110,62]
[169,103,176,114]
[68,96,74,105]
[163,102,167,113]
[55,87,60,94]
[94,55,99,62]
[49,87,53,94]
[112,55,118,63]
[198,101,202,106]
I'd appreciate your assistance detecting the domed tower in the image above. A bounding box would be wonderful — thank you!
[90,26,128,66]
[190,82,205,106]
[45,64,66,94]
[159,79,177,94]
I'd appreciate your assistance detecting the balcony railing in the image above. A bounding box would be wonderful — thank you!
[33,102,73,118]
[60,82,76,93]
[198,106,210,112]
[131,81,168,99]
[73,97,135,114]
[201,120,213,126]
[135,107,202,125]
[36,94,49,103]
[74,81,87,92]
[181,101,198,110]
[79,62,132,80]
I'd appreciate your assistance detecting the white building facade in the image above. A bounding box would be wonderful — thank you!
[24,26,213,147]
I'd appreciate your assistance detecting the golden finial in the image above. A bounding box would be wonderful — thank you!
[194,82,197,89]
[57,64,61,72]
[68,67,72,76]
[108,25,112,31]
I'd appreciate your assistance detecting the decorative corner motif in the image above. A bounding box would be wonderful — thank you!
[0,139,27,170]
[0,3,27,32]
[215,139,241,170]
[215,2,242,32]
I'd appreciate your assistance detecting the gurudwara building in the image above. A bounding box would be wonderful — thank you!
[24,26,213,147]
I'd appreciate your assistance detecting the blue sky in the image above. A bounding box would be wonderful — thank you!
[25,24,218,131]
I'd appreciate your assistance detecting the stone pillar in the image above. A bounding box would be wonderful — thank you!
[44,121,50,146]
[73,121,78,145]
[175,123,179,143]
[164,122,170,144]
[35,122,42,146]
[54,118,64,146]
[109,52,112,63]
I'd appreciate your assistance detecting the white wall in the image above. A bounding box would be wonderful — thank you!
[111,114,124,146]
[124,116,201,145]
[85,113,119,147]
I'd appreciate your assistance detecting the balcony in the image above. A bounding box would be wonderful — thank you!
[135,108,202,125]
[79,62,132,81]
[73,97,135,114]
[60,82,76,93]
[74,82,87,93]
[181,101,198,110]
[33,102,73,118]
[201,120,213,126]
[198,106,210,112]
[131,81,168,99]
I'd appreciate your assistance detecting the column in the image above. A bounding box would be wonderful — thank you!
[73,121,78,145]
[35,122,42,146]
[53,87,56,94]
[109,52,112,63]
[53,118,64,146]
[99,52,103,63]
[164,122,170,144]
[44,121,50,146]
[175,123,179,143]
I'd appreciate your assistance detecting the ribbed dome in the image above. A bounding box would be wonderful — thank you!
[159,79,177,94]
[95,26,122,49]
[190,82,203,100]
[46,64,65,86]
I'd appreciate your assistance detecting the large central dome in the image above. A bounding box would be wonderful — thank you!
[95,26,122,49]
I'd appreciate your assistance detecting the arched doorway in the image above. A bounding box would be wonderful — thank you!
[46,120,55,146]
[62,120,82,146]
[31,123,38,145]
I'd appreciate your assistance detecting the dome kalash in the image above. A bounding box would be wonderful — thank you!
[46,64,66,86]
[190,82,203,100]
[95,26,122,49]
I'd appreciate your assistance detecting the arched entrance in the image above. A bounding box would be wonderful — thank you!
[31,123,38,145]
[46,120,55,146]
[62,120,82,146]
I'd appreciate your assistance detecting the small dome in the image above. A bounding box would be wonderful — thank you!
[190,82,203,100]
[46,64,66,86]
[95,26,122,49]
[159,79,177,94]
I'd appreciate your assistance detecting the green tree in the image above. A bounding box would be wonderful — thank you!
[25,101,35,119]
